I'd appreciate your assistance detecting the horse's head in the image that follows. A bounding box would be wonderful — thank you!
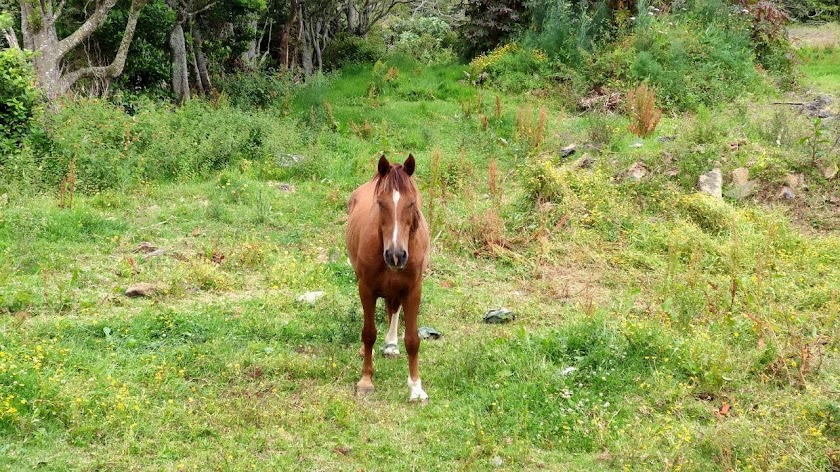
[374,154,419,270]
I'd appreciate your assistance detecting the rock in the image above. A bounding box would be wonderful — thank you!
[630,142,643,149]
[125,283,157,298]
[418,327,442,340]
[785,173,805,189]
[296,291,324,304]
[492,456,503,467]
[144,249,165,259]
[625,161,649,181]
[820,162,838,180]
[698,168,723,198]
[572,154,594,169]
[657,135,676,143]
[778,186,795,200]
[726,167,757,200]
[134,242,159,254]
[559,144,577,158]
[268,181,296,193]
[560,366,577,376]
[483,308,515,324]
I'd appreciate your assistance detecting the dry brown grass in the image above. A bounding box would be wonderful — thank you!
[626,83,663,138]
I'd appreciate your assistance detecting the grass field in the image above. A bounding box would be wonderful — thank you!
[1,27,840,471]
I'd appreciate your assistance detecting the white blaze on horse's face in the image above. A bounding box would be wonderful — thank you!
[392,191,400,246]
[382,189,410,270]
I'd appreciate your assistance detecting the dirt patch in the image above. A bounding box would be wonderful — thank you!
[789,24,840,49]
[526,262,609,306]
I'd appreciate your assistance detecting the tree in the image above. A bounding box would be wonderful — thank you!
[14,0,151,100]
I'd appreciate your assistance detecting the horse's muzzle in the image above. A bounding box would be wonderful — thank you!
[384,248,408,270]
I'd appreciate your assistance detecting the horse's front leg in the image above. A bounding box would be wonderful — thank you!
[356,284,377,396]
[403,287,428,403]
[383,299,401,358]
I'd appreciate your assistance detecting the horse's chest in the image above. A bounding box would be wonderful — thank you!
[372,270,420,298]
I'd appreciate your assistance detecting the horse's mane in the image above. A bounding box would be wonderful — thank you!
[373,164,414,196]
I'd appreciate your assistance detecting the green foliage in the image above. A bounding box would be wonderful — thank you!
[386,16,456,65]
[217,70,291,108]
[0,49,40,155]
[468,43,552,92]
[87,0,175,89]
[322,33,386,71]
[526,0,612,65]
[459,0,529,57]
[628,14,763,111]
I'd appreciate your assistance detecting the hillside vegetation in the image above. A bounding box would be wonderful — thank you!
[1,3,839,471]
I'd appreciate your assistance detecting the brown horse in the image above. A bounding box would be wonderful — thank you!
[345,154,430,402]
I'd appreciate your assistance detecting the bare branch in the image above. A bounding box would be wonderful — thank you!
[2,27,20,49]
[187,0,216,18]
[60,0,149,89]
[55,0,120,60]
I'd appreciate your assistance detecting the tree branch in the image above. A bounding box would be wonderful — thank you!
[2,27,20,49]
[60,0,149,89]
[55,0,120,60]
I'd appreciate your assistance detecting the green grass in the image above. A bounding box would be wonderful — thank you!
[1,43,839,470]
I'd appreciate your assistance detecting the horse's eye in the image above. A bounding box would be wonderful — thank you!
[407,201,416,208]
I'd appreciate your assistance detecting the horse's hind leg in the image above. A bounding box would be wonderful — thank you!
[383,299,401,358]
[356,285,377,396]
[403,288,428,403]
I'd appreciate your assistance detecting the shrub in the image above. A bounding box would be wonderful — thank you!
[459,0,529,57]
[217,71,292,109]
[626,82,662,138]
[469,43,551,92]
[322,33,385,71]
[629,15,762,111]
[526,0,613,66]
[0,49,40,155]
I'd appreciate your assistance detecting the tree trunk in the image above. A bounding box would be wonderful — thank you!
[169,21,190,103]
[192,22,212,91]
[346,1,358,34]
[280,0,299,71]
[242,19,258,68]
[299,5,313,77]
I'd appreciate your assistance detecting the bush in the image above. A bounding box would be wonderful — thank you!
[217,71,292,109]
[459,0,529,57]
[0,49,40,155]
[322,33,385,71]
[387,16,457,64]
[628,14,763,111]
[526,0,613,66]
[469,43,551,92]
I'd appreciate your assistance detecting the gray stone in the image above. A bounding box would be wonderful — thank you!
[785,173,805,189]
[483,308,515,324]
[698,168,723,198]
[559,144,577,158]
[778,186,795,200]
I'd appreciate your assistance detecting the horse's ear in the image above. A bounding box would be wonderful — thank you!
[378,154,390,177]
[404,154,415,177]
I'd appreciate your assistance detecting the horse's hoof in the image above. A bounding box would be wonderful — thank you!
[382,343,400,358]
[409,396,429,405]
[355,383,375,396]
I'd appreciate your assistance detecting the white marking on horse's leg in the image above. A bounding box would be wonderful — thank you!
[392,190,400,248]
[407,376,428,403]
[383,307,400,357]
